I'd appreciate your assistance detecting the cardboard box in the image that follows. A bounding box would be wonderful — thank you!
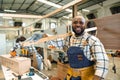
[0,54,31,75]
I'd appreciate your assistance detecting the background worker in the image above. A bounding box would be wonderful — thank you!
[86,20,97,36]
[65,16,109,80]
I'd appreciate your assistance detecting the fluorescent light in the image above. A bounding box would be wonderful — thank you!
[0,13,42,19]
[63,16,69,19]
[82,9,90,12]
[2,16,12,19]
[66,9,72,13]
[4,9,16,13]
[37,0,61,8]
[37,0,72,13]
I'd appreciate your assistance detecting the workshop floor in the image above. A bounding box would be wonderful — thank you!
[40,56,120,80]
[0,56,120,80]
[40,62,58,78]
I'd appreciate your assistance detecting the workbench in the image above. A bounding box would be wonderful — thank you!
[1,65,49,80]
[0,54,49,80]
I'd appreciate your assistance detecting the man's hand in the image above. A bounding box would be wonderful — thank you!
[93,75,102,80]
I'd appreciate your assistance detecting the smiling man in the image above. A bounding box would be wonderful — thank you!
[65,16,109,80]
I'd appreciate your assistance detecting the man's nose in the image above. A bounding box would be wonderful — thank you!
[76,22,81,26]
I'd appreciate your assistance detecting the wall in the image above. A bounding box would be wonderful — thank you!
[83,0,120,19]
[0,34,6,54]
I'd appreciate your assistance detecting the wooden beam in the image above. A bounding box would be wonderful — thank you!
[21,27,97,47]
[0,0,82,28]
[26,0,82,27]
[0,13,42,19]
[36,33,70,44]
[73,5,78,17]
[42,0,82,18]
[22,33,70,47]
[0,27,22,31]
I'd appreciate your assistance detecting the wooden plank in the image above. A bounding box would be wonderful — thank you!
[42,0,82,18]
[94,13,120,49]
[0,27,22,31]
[22,33,70,46]
[0,0,82,19]
[25,0,82,27]
[22,27,97,47]
[36,33,70,44]
[0,13,42,19]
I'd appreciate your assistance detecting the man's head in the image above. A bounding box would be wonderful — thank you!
[72,16,86,36]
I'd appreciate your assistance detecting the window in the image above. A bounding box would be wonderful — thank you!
[34,23,42,28]
[8,20,14,26]
[86,13,96,19]
[110,6,120,14]
[50,22,56,29]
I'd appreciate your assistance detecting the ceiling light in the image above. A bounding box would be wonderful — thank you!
[0,13,42,19]
[4,9,16,13]
[37,0,72,13]
[63,16,69,19]
[2,16,12,19]
[82,9,90,12]
[37,0,61,8]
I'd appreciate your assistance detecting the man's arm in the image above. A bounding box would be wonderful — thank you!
[91,38,109,79]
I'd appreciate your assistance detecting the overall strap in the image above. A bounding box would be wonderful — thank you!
[85,35,93,55]
[86,35,91,44]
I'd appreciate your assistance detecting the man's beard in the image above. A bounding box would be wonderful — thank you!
[72,27,85,36]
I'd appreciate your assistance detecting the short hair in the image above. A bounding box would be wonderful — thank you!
[86,20,97,36]
[72,16,85,24]
[16,36,26,43]
[87,20,96,28]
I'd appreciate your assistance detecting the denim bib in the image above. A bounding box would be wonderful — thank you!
[67,46,94,68]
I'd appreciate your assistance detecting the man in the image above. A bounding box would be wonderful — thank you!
[65,16,109,80]
[86,20,97,36]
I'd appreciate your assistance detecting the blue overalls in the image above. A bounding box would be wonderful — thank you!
[66,46,95,80]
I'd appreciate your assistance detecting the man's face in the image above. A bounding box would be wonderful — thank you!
[72,17,85,36]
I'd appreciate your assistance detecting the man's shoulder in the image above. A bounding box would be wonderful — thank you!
[85,33,100,43]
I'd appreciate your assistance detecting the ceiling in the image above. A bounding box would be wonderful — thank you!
[0,0,106,19]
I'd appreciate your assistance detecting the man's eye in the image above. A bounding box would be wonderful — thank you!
[80,21,84,24]
[73,21,78,24]
[73,21,83,24]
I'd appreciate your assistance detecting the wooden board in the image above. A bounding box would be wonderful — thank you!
[22,33,70,47]
[94,13,120,49]
[0,54,31,75]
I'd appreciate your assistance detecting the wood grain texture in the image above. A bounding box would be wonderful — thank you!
[94,13,120,49]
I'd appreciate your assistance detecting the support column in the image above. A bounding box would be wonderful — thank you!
[72,4,78,18]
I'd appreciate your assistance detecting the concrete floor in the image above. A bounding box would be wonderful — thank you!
[106,57,120,80]
[40,56,120,80]
[0,56,120,80]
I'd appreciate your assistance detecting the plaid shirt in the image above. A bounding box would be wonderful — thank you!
[68,32,109,79]
[47,32,109,78]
